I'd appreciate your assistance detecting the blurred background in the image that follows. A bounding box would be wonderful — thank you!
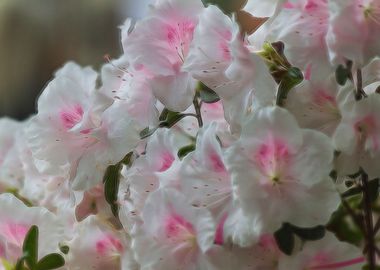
[0,0,152,120]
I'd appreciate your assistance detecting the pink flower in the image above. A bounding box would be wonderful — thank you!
[327,0,380,67]
[122,0,204,112]
[226,107,339,235]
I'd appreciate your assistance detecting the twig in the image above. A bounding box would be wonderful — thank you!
[355,69,367,100]
[193,95,203,128]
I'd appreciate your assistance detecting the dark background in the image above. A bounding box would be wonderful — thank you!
[0,0,151,120]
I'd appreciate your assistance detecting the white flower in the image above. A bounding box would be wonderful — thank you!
[226,106,339,235]
[327,0,380,67]
[122,0,204,112]
[131,188,216,270]
[27,62,140,191]
[184,5,276,133]
[0,194,64,264]
[334,92,380,178]
[66,216,129,270]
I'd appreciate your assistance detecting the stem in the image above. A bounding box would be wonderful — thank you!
[193,95,203,128]
[355,69,367,101]
[374,216,380,235]
[361,171,377,269]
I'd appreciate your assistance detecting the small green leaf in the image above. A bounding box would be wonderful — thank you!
[201,0,247,14]
[274,223,294,256]
[335,64,350,86]
[159,108,170,121]
[121,152,134,167]
[103,164,122,217]
[198,83,220,103]
[159,112,187,128]
[36,253,65,270]
[290,224,325,241]
[139,127,158,139]
[342,186,362,198]
[276,67,303,106]
[58,243,69,255]
[178,144,196,159]
[23,225,39,269]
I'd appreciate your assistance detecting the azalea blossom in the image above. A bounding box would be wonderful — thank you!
[122,0,204,112]
[27,62,140,191]
[131,188,216,270]
[327,0,380,67]
[334,92,380,178]
[184,5,276,133]
[1,0,379,269]
[0,194,64,264]
[226,106,339,235]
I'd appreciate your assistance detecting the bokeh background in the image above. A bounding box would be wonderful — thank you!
[0,0,152,120]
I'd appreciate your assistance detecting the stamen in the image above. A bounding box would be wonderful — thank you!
[103,54,133,77]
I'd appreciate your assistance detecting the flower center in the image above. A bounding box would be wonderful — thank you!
[255,137,291,185]
[60,105,84,130]
[166,21,196,64]
[164,212,196,247]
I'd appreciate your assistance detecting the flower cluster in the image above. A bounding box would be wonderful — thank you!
[2,0,380,269]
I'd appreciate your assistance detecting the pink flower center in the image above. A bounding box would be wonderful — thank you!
[164,212,195,243]
[209,151,226,173]
[0,223,29,247]
[312,90,338,112]
[254,137,291,184]
[166,21,196,63]
[95,234,123,257]
[60,105,84,130]
[159,152,175,172]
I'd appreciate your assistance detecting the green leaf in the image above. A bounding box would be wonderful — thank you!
[326,200,363,246]
[276,67,303,106]
[335,64,350,86]
[274,223,294,256]
[58,243,69,255]
[342,186,362,198]
[201,0,247,14]
[198,83,220,103]
[290,224,325,241]
[23,225,39,269]
[103,164,122,217]
[121,152,134,167]
[159,108,170,121]
[36,253,65,270]
[140,127,158,139]
[178,144,196,159]
[14,258,26,270]
[159,112,187,128]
